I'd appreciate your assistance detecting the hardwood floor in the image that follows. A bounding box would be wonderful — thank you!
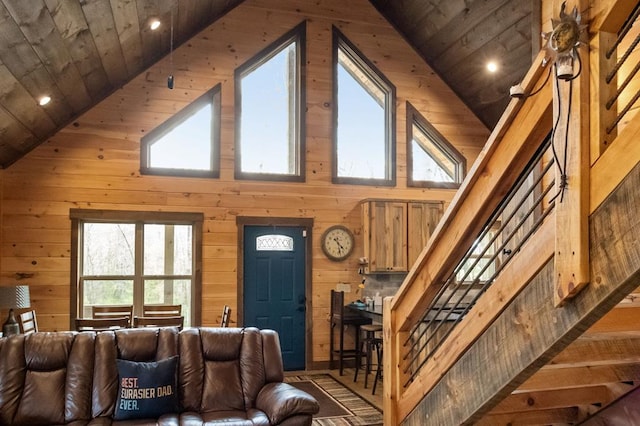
[330,367,383,410]
[287,367,383,411]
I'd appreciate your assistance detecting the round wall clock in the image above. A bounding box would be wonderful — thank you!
[321,225,355,261]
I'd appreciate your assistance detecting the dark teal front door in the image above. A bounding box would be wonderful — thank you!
[243,226,306,371]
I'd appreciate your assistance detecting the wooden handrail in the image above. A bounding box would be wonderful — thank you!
[384,51,554,424]
[385,1,639,424]
[391,50,552,330]
[397,218,555,420]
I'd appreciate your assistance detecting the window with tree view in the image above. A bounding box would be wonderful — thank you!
[235,23,305,180]
[333,27,395,185]
[71,211,202,327]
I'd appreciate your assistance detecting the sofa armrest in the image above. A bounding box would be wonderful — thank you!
[256,382,319,424]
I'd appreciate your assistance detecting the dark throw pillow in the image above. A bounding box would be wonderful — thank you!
[114,355,179,420]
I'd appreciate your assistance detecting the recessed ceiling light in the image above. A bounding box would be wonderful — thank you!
[150,19,161,30]
[487,61,498,73]
[39,96,51,106]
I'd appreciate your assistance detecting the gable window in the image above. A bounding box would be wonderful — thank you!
[333,27,396,185]
[235,23,305,181]
[407,103,465,188]
[140,85,221,178]
[70,209,203,328]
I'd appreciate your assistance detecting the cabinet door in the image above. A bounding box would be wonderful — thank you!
[407,201,444,267]
[367,201,407,272]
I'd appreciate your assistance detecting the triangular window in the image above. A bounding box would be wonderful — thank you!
[141,85,221,178]
[407,103,465,188]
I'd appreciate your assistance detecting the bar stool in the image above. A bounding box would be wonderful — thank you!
[330,290,372,375]
[354,323,383,388]
[371,336,383,395]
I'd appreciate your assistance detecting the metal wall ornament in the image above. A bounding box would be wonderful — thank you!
[542,1,588,80]
[508,2,586,99]
[506,2,588,204]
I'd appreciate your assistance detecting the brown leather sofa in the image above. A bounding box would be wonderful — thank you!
[0,327,319,425]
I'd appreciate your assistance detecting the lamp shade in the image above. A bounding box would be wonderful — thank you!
[0,285,30,309]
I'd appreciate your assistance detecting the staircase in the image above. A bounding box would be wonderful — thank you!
[384,1,640,424]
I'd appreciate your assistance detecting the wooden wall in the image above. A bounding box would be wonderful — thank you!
[0,0,488,364]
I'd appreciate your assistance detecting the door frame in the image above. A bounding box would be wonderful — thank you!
[236,216,314,369]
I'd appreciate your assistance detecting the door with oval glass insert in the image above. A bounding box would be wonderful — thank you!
[243,225,306,370]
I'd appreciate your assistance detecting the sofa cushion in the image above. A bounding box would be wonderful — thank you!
[114,355,179,420]
[0,332,95,425]
[179,409,269,425]
[92,328,179,418]
[180,328,250,413]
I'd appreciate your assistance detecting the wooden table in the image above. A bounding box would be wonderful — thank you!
[346,303,383,322]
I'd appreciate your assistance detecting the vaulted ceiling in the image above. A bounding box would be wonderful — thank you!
[0,0,535,168]
[370,0,537,127]
[2,1,640,423]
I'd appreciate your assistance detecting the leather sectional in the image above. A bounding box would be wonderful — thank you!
[0,327,319,425]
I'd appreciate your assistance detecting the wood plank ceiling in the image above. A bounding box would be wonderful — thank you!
[0,0,535,169]
[0,0,244,168]
[370,0,538,129]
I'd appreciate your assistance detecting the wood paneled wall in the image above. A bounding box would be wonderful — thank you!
[0,0,488,364]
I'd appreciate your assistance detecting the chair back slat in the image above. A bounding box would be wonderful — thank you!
[331,289,345,320]
[142,304,182,317]
[134,315,184,329]
[92,305,133,326]
[221,305,231,327]
[76,317,129,331]
[19,310,38,334]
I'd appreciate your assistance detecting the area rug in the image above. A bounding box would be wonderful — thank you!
[286,374,383,425]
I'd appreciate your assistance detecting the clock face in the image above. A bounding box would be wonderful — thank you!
[321,225,354,261]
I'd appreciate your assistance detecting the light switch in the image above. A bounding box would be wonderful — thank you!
[336,283,351,292]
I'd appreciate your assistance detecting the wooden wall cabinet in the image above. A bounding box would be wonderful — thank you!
[362,200,444,273]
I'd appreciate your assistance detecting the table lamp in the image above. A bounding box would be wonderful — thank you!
[0,285,30,337]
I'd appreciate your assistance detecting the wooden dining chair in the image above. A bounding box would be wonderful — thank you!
[92,305,133,327]
[329,290,372,376]
[76,317,130,331]
[19,310,38,334]
[221,305,231,327]
[142,304,182,317]
[133,315,184,329]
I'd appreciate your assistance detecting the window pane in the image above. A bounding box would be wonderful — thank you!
[336,48,387,179]
[74,212,200,327]
[149,104,212,170]
[239,42,297,175]
[144,279,191,327]
[456,229,498,283]
[411,139,455,182]
[256,234,294,251]
[141,86,220,177]
[83,223,135,275]
[82,279,134,317]
[408,106,465,187]
[144,224,193,275]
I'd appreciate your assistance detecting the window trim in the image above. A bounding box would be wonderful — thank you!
[332,26,396,186]
[406,102,466,189]
[140,84,221,178]
[69,209,203,329]
[234,22,306,182]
